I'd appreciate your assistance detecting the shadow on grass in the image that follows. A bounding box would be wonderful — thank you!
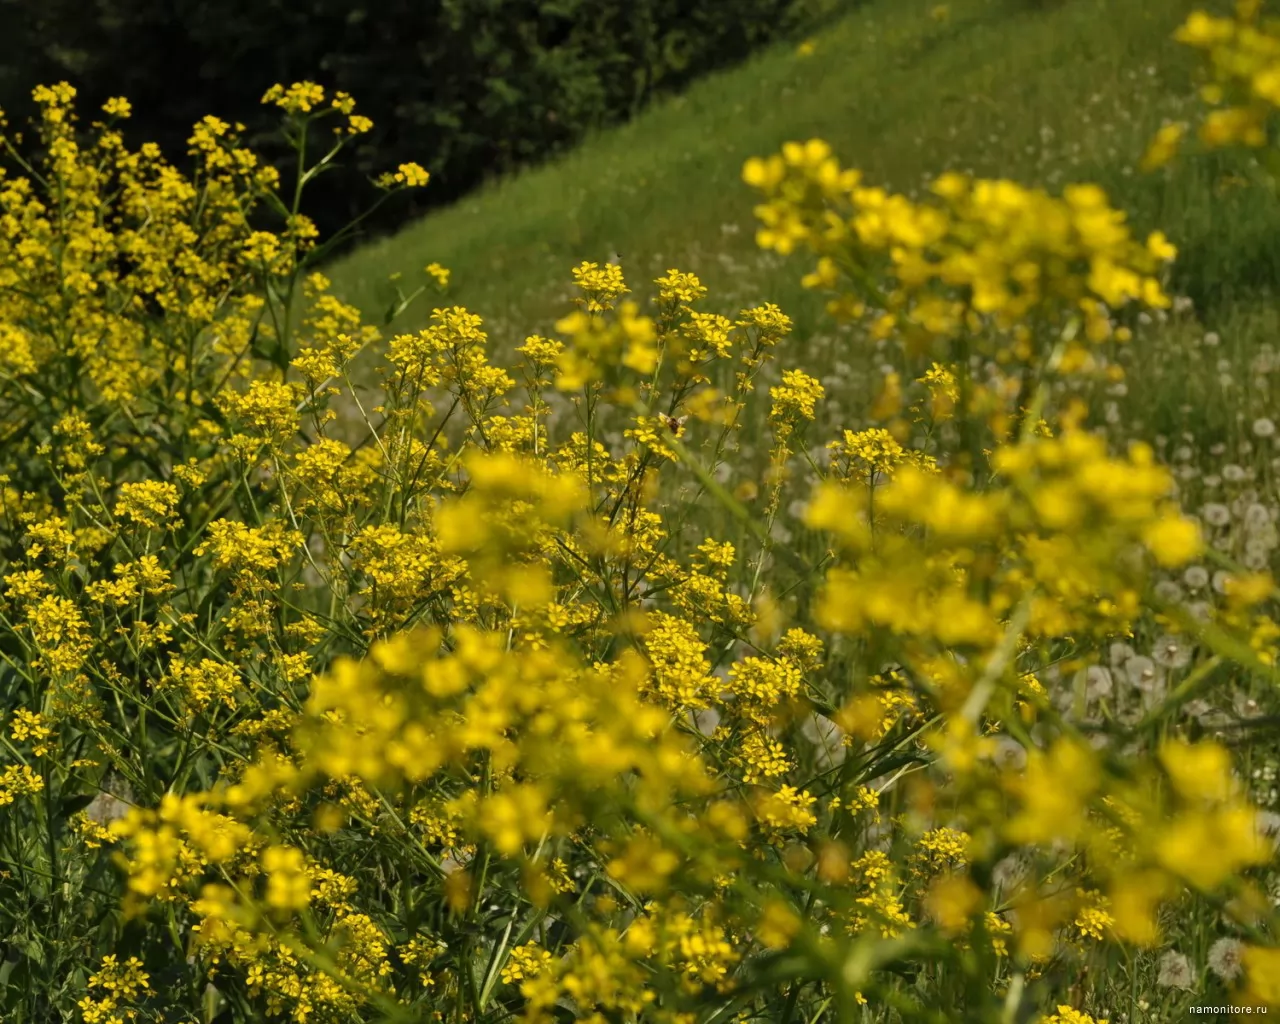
[1170,231,1280,329]
[889,0,1061,75]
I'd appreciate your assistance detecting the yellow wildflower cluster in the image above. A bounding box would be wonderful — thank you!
[744,140,1175,367]
[827,426,939,484]
[1144,2,1280,166]
[1,68,1278,1024]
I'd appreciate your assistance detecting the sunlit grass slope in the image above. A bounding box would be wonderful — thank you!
[324,0,1272,349]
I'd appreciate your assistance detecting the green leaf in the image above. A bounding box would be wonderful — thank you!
[10,936,44,967]
[202,980,228,1024]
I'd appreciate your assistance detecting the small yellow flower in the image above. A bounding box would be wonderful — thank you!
[1139,122,1186,172]
[395,162,430,187]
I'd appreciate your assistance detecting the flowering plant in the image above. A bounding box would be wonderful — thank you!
[2,10,1280,1021]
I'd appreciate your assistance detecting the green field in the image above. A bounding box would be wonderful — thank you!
[324,0,1274,359]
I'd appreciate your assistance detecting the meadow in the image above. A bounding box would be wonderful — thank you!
[0,0,1279,1022]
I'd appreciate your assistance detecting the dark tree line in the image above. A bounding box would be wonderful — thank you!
[0,0,856,248]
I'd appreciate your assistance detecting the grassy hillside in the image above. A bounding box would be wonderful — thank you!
[323,0,1272,351]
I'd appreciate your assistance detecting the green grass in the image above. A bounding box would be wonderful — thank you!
[323,0,1275,351]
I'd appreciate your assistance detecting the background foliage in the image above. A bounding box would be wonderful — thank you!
[0,0,856,245]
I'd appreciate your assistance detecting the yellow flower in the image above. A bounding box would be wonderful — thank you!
[113,480,180,529]
[1159,739,1234,804]
[769,368,824,424]
[395,162,430,187]
[753,785,818,837]
[1242,945,1280,1007]
[924,873,982,935]
[261,845,312,911]
[501,942,555,984]
[1142,513,1203,567]
[756,900,802,948]
[1041,1007,1108,1024]
[378,162,431,188]
[1173,10,1233,48]
[1139,122,1186,172]
[261,81,326,113]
